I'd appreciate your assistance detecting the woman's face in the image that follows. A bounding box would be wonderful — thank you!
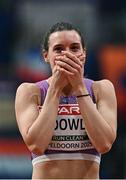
[43,30,85,70]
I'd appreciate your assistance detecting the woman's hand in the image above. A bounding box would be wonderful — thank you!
[55,51,86,93]
[50,64,68,92]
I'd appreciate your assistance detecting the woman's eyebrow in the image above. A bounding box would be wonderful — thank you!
[53,44,63,47]
[71,43,80,46]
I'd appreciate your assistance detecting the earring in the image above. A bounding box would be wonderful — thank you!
[45,59,49,63]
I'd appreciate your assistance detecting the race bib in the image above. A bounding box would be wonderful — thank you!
[48,104,93,151]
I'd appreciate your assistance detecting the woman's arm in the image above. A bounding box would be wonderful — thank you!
[15,82,60,155]
[56,51,117,154]
[76,79,117,154]
[15,64,69,155]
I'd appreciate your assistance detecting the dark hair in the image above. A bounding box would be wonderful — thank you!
[42,22,85,52]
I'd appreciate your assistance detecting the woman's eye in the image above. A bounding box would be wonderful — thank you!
[71,46,79,52]
[54,47,63,53]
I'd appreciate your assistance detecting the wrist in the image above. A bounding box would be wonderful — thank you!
[75,85,88,96]
[48,84,62,98]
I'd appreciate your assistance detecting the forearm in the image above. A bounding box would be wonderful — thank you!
[26,86,60,154]
[76,87,115,154]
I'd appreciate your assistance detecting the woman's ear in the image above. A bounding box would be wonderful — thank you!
[83,48,86,64]
[84,48,86,57]
[43,51,49,63]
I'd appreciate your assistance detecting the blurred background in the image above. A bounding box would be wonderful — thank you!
[0,0,126,178]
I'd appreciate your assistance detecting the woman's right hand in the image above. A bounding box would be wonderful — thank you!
[50,64,68,92]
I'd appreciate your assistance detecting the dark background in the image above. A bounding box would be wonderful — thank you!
[0,0,126,178]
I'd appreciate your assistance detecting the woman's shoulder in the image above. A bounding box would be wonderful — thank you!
[17,82,39,92]
[93,79,115,90]
[16,82,41,99]
[84,78,115,91]
[92,79,116,101]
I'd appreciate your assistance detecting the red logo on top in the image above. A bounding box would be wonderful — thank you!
[58,104,81,115]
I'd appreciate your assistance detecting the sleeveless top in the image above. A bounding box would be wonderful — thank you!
[31,78,101,165]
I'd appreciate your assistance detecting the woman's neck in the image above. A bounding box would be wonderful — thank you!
[62,84,73,96]
[47,77,74,96]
